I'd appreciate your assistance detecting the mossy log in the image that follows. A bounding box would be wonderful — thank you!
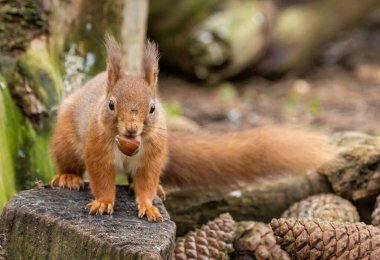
[186,1,273,82]
[148,0,222,75]
[258,0,380,75]
[0,76,54,207]
[148,0,271,81]
[164,171,331,236]
[0,185,176,259]
[148,0,380,81]
[0,78,19,206]
[319,132,380,201]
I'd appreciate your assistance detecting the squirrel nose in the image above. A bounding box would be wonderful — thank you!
[125,128,137,137]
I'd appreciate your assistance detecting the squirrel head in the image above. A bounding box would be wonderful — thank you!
[103,34,160,139]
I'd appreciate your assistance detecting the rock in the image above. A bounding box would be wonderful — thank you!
[0,185,176,259]
[319,132,380,200]
[281,193,360,223]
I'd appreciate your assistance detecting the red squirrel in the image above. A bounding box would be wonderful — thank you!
[51,35,167,221]
[51,35,332,222]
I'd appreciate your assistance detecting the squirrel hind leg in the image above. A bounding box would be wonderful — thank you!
[51,173,84,190]
[50,107,85,190]
[51,155,85,190]
[157,184,166,200]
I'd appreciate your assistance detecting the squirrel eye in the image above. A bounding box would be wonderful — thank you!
[149,104,155,114]
[108,100,115,111]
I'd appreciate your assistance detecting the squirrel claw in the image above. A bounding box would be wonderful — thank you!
[87,200,114,215]
[138,203,163,222]
[51,174,83,190]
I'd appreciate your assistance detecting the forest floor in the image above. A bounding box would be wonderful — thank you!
[159,21,380,136]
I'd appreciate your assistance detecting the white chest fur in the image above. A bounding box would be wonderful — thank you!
[114,141,144,175]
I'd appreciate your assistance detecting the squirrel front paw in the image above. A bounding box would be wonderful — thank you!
[138,201,163,222]
[51,173,83,190]
[87,199,114,215]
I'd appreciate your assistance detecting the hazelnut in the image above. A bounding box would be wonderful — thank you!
[115,135,140,156]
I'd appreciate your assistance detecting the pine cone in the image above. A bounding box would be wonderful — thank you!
[173,213,236,260]
[282,194,359,223]
[372,195,380,226]
[271,218,380,259]
[233,221,290,260]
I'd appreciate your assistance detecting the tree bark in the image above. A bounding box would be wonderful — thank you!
[122,0,148,73]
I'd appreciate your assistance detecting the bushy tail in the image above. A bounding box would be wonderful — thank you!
[162,127,334,188]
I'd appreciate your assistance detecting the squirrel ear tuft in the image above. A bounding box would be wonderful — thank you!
[144,40,159,89]
[105,34,122,91]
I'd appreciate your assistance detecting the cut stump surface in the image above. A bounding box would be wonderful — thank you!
[0,185,176,259]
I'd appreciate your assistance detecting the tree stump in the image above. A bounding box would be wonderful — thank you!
[0,185,176,259]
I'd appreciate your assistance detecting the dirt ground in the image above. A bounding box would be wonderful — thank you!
[159,22,380,136]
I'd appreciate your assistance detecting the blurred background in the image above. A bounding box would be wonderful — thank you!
[0,0,380,209]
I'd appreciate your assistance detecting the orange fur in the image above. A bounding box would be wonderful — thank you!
[162,127,333,188]
[51,35,333,221]
[144,40,159,88]
[50,35,166,221]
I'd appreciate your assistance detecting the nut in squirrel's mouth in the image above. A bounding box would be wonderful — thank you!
[115,135,141,157]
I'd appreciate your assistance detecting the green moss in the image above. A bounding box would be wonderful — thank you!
[115,174,129,185]
[0,39,60,199]
[164,101,182,118]
[0,75,55,209]
[19,39,62,107]
[308,97,322,116]
[218,82,238,101]
[283,93,299,118]
[0,76,20,207]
